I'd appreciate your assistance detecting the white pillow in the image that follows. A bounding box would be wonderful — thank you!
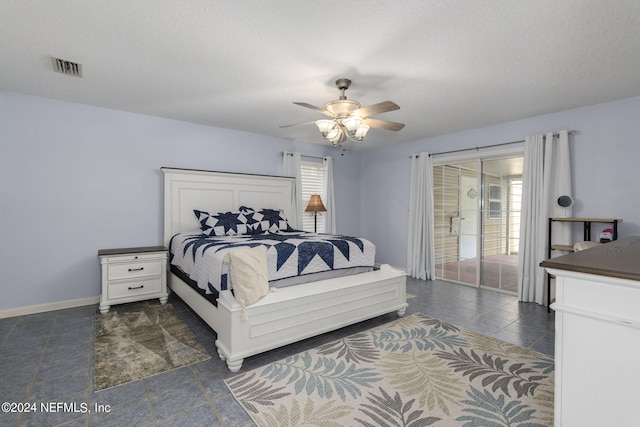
[227,246,270,319]
[573,241,601,252]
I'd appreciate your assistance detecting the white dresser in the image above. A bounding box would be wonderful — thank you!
[541,237,640,427]
[98,246,168,314]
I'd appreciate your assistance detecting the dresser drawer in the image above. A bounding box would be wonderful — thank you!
[107,260,163,280]
[107,277,162,300]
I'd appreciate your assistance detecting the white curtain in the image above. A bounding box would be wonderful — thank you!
[407,152,436,280]
[323,156,337,234]
[518,130,572,304]
[281,151,302,229]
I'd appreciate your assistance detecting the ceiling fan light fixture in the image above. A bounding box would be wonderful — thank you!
[353,125,370,142]
[284,78,404,148]
[342,116,363,136]
[326,128,343,144]
[315,119,337,137]
[325,99,360,115]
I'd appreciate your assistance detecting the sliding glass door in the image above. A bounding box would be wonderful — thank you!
[433,155,523,293]
[479,157,523,293]
[433,161,479,286]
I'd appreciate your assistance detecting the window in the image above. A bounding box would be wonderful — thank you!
[488,184,502,219]
[300,160,326,233]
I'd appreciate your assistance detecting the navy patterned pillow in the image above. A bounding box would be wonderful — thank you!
[238,206,263,234]
[250,208,295,233]
[194,209,213,231]
[193,209,251,236]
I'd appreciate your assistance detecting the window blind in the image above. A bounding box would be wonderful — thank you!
[300,160,326,233]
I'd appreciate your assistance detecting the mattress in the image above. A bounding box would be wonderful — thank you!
[169,230,376,294]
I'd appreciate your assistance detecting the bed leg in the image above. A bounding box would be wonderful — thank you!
[226,359,243,372]
[217,349,243,371]
[217,348,226,361]
[397,306,407,316]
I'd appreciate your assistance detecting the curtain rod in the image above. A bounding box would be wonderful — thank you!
[281,152,325,160]
[411,129,579,158]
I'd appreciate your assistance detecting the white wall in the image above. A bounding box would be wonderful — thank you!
[360,96,640,268]
[0,91,341,311]
[330,150,362,235]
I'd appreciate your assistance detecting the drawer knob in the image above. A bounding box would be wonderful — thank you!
[128,267,144,272]
[128,285,144,290]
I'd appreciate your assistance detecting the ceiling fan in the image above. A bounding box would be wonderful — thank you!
[281,78,405,147]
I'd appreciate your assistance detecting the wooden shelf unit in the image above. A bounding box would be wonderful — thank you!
[546,217,621,311]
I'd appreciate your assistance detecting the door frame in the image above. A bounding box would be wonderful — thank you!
[432,146,523,291]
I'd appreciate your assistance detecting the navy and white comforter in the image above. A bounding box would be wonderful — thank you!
[170,230,375,294]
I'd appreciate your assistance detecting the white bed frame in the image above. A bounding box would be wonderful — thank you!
[162,167,407,371]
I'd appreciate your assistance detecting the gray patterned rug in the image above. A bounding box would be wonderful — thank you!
[94,300,211,391]
[225,313,554,426]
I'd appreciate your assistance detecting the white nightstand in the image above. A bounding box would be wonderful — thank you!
[98,246,168,314]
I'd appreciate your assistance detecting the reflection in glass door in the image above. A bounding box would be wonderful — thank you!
[433,156,523,293]
[459,174,478,261]
[480,157,523,293]
[433,161,479,287]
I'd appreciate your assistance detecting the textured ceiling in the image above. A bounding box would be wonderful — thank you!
[2,1,640,150]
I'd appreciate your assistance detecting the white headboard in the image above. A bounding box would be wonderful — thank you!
[162,168,295,246]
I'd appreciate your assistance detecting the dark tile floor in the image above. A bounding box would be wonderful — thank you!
[0,277,554,426]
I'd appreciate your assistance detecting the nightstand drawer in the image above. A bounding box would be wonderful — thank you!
[106,253,163,263]
[107,260,163,280]
[107,277,162,300]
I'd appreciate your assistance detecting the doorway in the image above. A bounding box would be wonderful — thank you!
[433,155,523,293]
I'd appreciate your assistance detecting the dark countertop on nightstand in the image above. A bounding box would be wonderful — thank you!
[97,246,167,256]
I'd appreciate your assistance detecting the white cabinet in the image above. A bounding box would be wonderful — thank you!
[541,237,640,427]
[98,246,168,314]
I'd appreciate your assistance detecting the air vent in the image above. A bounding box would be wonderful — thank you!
[51,57,82,77]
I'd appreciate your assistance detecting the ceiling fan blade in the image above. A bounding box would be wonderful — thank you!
[293,102,334,117]
[363,118,405,131]
[353,100,400,117]
[279,121,317,128]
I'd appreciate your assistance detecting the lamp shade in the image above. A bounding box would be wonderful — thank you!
[305,194,327,212]
[315,120,336,137]
[342,116,363,136]
[327,128,344,144]
[353,125,370,142]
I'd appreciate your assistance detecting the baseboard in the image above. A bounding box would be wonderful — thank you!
[0,296,100,319]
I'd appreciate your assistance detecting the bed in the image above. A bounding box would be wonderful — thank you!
[162,167,407,371]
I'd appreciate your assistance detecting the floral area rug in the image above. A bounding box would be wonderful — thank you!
[225,313,554,426]
[94,300,211,391]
